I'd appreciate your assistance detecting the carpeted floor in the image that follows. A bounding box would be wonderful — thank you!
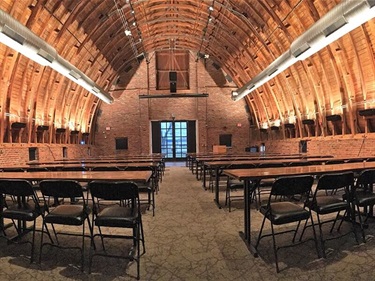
[1,166,375,280]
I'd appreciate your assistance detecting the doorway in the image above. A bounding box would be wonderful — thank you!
[151,120,196,161]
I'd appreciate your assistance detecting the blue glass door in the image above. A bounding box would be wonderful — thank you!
[160,121,187,160]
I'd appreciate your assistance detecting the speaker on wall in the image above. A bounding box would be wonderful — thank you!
[170,81,177,93]
[169,71,177,82]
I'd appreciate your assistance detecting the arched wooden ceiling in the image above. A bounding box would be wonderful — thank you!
[0,0,374,143]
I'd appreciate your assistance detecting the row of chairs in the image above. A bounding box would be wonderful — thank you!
[0,179,145,280]
[225,160,371,211]
[1,165,158,216]
[255,170,375,273]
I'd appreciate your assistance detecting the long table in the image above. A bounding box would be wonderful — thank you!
[206,157,372,208]
[223,161,375,257]
[0,170,152,182]
[0,170,152,238]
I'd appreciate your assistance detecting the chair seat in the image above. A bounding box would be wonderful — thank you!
[313,196,348,214]
[2,203,41,221]
[228,179,243,189]
[355,191,375,206]
[95,206,139,227]
[44,205,88,225]
[260,202,310,225]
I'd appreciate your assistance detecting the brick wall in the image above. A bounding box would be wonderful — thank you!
[0,143,94,166]
[249,135,375,158]
[94,54,250,156]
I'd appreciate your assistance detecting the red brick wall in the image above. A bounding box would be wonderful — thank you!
[95,54,251,156]
[0,143,94,166]
[249,135,375,158]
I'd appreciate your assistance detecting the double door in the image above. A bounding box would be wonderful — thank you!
[152,120,196,160]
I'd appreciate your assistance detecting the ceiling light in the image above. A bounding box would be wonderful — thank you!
[124,29,132,36]
[232,0,375,102]
[0,9,113,104]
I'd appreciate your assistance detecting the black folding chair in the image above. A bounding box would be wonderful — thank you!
[88,181,145,280]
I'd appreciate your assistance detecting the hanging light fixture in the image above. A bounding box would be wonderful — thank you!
[232,0,375,101]
[0,9,113,104]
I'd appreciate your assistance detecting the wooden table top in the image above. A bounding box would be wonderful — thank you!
[27,158,162,165]
[203,157,368,167]
[0,170,152,183]
[224,162,375,180]
[0,162,158,171]
[195,154,334,162]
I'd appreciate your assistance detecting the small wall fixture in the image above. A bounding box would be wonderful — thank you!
[359,108,375,116]
[326,115,341,122]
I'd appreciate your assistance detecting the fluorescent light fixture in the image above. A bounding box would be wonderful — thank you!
[322,16,347,37]
[92,86,101,94]
[292,42,310,58]
[268,68,278,77]
[69,70,81,80]
[0,25,54,66]
[0,9,113,104]
[233,0,375,102]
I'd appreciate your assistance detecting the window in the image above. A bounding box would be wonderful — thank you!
[115,137,128,150]
[63,147,68,158]
[219,134,232,148]
[29,147,37,161]
[156,50,189,91]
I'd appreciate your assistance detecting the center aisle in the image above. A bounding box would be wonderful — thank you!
[140,166,257,280]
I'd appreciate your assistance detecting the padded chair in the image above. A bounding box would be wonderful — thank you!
[225,163,255,212]
[256,163,286,208]
[61,166,89,200]
[124,166,155,216]
[350,169,375,242]
[255,175,319,273]
[38,180,92,271]
[88,181,145,280]
[0,179,52,263]
[300,172,358,258]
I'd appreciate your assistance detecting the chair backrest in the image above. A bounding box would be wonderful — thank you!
[39,180,84,198]
[271,175,314,197]
[356,169,375,190]
[89,181,139,201]
[0,179,35,197]
[316,172,354,191]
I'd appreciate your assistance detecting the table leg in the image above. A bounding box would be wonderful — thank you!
[239,180,258,257]
[214,167,222,209]
[203,165,207,190]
